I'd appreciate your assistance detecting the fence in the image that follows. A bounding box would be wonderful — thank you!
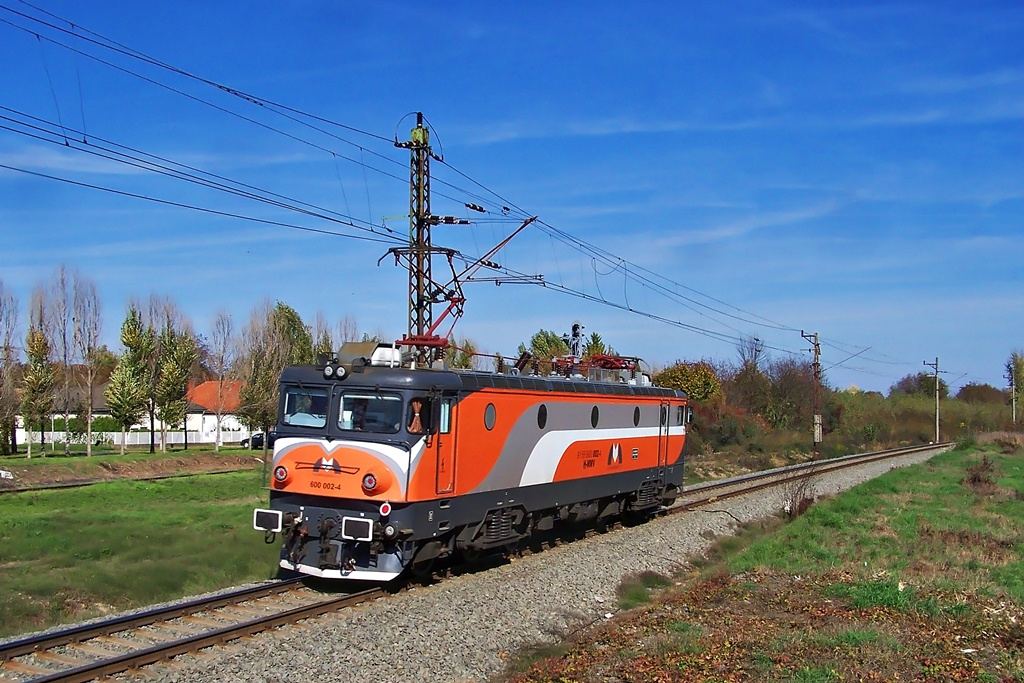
[16,430,250,448]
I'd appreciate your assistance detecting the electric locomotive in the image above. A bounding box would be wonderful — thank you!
[253,342,690,581]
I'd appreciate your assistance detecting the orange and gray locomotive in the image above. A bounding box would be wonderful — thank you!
[252,343,689,581]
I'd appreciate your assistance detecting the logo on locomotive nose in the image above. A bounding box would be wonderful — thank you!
[313,457,342,473]
[608,443,623,466]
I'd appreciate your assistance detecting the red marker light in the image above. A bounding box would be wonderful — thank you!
[273,466,288,482]
[379,501,392,516]
[362,473,378,491]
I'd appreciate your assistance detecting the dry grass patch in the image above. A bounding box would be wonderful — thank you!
[504,572,1023,682]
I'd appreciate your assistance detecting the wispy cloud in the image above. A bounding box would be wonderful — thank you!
[651,201,840,249]
[0,143,146,176]
[458,116,774,146]
[898,68,1024,96]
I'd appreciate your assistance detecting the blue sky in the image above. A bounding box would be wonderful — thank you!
[0,1,1021,393]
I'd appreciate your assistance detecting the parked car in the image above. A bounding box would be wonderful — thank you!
[241,431,276,449]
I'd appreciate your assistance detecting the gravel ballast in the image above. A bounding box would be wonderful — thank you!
[130,449,941,683]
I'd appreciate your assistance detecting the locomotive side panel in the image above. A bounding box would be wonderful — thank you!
[406,389,686,500]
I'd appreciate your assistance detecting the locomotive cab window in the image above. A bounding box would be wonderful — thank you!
[676,405,686,426]
[281,386,329,428]
[406,396,433,434]
[339,391,402,434]
[438,397,454,434]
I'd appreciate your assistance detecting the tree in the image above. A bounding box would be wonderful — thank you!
[736,336,764,370]
[955,382,1007,404]
[313,311,334,358]
[237,301,312,469]
[653,361,722,403]
[889,372,949,399]
[120,304,158,452]
[273,302,315,365]
[728,361,771,418]
[446,336,479,370]
[582,332,609,359]
[155,325,197,451]
[209,311,235,452]
[517,329,569,374]
[48,265,76,456]
[520,329,569,359]
[1007,352,1024,423]
[128,294,195,453]
[337,315,359,344]
[72,272,102,455]
[105,358,147,456]
[21,297,54,459]
[763,358,816,430]
[0,279,18,455]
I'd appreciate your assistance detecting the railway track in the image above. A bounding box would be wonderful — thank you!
[0,579,385,683]
[675,442,952,512]
[0,442,951,682]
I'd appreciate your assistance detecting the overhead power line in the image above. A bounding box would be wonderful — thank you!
[0,2,918,379]
[0,162,400,244]
[0,105,402,241]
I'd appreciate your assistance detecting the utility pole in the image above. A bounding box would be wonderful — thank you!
[923,357,941,442]
[391,113,469,366]
[801,330,821,456]
[402,113,433,364]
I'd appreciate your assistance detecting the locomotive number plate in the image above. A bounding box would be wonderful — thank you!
[341,516,373,542]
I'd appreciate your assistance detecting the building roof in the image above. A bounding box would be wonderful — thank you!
[187,380,243,413]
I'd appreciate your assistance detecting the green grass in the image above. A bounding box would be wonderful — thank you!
[791,666,841,682]
[812,628,882,648]
[615,570,673,609]
[721,446,1024,604]
[0,469,279,638]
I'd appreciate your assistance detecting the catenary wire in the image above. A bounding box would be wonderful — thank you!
[0,162,400,245]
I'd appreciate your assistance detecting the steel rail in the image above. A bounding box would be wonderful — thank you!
[0,578,304,660]
[676,442,952,511]
[19,588,385,683]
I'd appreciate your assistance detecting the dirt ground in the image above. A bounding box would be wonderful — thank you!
[0,452,263,491]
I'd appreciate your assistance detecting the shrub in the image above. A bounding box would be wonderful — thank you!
[955,433,977,451]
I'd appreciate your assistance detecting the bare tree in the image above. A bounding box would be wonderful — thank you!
[73,273,102,455]
[48,266,76,455]
[0,279,18,455]
[736,336,764,370]
[313,311,334,358]
[337,314,359,344]
[210,311,235,452]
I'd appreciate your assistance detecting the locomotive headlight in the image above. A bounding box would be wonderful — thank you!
[273,465,289,482]
[362,473,378,491]
[383,523,398,539]
[323,365,335,379]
